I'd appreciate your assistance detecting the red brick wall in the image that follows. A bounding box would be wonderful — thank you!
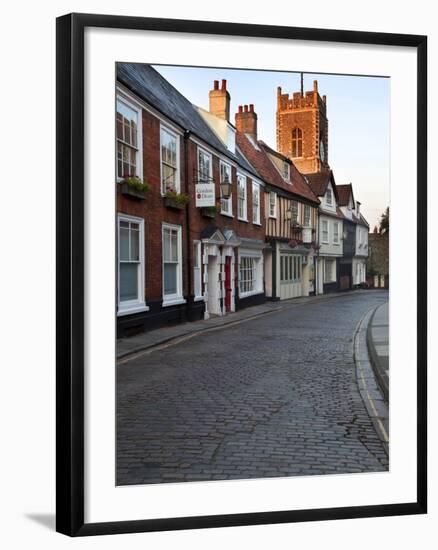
[117,108,266,302]
[186,141,265,296]
[117,109,188,303]
[276,88,329,175]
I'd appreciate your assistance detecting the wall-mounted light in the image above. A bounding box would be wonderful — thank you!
[220,173,231,200]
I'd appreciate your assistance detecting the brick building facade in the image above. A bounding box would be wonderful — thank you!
[116,66,373,336]
[116,64,266,336]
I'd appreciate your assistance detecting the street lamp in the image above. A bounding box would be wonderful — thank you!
[220,173,231,200]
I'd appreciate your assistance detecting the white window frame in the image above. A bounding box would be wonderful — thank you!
[283,161,290,181]
[193,240,203,301]
[304,204,312,228]
[117,213,148,316]
[333,222,340,244]
[162,223,185,307]
[269,191,277,218]
[237,173,247,221]
[324,259,336,283]
[160,124,180,195]
[321,219,329,244]
[220,161,233,217]
[252,182,261,225]
[198,147,213,184]
[326,188,333,207]
[238,253,263,297]
[116,96,143,182]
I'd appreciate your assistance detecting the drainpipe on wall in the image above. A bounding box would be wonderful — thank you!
[184,130,193,319]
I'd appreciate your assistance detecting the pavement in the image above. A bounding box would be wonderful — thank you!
[117,290,389,485]
[366,301,389,402]
[118,289,371,360]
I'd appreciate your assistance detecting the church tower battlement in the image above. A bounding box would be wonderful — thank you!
[276,79,329,175]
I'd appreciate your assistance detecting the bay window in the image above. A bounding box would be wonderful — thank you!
[239,257,256,294]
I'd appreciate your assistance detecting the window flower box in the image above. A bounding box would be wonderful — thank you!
[200,205,220,218]
[164,191,189,210]
[118,176,150,200]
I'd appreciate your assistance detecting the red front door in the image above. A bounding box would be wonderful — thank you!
[224,256,232,312]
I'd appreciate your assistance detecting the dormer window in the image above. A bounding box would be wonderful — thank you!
[291,128,303,158]
[283,161,290,181]
[326,188,333,206]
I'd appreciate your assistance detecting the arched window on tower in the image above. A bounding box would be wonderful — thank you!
[291,128,303,157]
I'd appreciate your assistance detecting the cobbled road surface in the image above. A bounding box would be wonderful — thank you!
[117,291,389,485]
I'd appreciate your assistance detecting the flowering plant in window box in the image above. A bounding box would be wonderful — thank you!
[163,187,189,210]
[118,175,150,200]
[200,204,220,218]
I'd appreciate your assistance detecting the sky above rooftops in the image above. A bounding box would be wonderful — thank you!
[153,65,389,229]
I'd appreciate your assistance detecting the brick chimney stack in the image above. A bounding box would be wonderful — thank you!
[209,79,230,121]
[235,104,258,142]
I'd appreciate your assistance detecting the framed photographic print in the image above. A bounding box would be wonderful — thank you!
[56,13,427,536]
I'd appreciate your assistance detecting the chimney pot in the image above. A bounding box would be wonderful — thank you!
[235,102,258,141]
[313,80,318,92]
[221,79,227,91]
[213,80,219,90]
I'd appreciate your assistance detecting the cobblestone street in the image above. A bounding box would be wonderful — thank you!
[117,291,389,485]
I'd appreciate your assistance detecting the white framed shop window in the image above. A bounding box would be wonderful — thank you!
[239,251,263,298]
[162,223,185,306]
[117,214,148,316]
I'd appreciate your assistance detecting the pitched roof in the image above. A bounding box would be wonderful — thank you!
[336,184,355,207]
[117,63,258,178]
[353,212,369,227]
[236,134,319,204]
[304,170,333,196]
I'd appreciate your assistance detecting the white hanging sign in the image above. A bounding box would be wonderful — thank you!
[195,183,215,207]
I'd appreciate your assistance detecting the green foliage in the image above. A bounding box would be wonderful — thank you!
[120,176,151,194]
[164,191,190,205]
[202,204,221,214]
[379,206,389,234]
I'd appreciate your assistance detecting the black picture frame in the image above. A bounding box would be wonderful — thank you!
[56,12,427,537]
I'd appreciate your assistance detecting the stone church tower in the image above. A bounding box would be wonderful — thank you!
[276,79,329,175]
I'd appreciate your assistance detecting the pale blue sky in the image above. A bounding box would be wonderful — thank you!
[154,65,389,229]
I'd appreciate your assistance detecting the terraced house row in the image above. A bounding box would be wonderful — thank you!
[116,63,369,337]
